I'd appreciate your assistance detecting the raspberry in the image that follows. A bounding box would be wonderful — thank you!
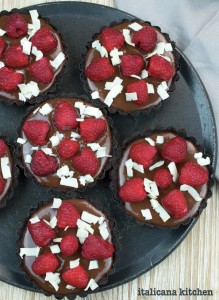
[148,54,174,81]
[6,13,28,39]
[85,57,115,81]
[132,26,157,52]
[80,118,106,142]
[121,54,145,77]
[179,161,208,187]
[161,136,187,163]
[60,235,79,256]
[32,253,59,275]
[62,266,89,289]
[29,57,54,84]
[31,28,58,53]
[162,189,189,219]
[22,120,50,146]
[0,139,6,158]
[30,150,59,177]
[72,147,100,176]
[57,202,80,229]
[4,45,29,69]
[154,168,173,189]
[119,178,147,202]
[28,220,56,247]
[129,142,157,169]
[126,80,148,106]
[0,37,6,60]
[100,27,125,52]
[82,235,115,259]
[0,67,23,92]
[0,177,5,194]
[58,138,79,160]
[54,101,78,131]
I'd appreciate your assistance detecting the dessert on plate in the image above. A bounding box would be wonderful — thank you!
[18,198,115,295]
[116,131,211,227]
[83,20,179,113]
[17,97,112,189]
[0,9,66,104]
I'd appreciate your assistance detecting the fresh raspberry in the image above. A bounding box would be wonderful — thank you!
[29,57,54,84]
[60,235,79,256]
[32,253,59,275]
[179,161,208,187]
[129,142,157,169]
[0,67,23,92]
[58,138,79,160]
[85,57,115,81]
[100,27,125,52]
[30,150,59,177]
[62,266,89,289]
[28,220,56,247]
[0,37,6,60]
[54,101,78,131]
[4,45,29,69]
[57,202,80,229]
[22,120,50,146]
[0,177,5,194]
[148,54,174,81]
[82,235,115,260]
[126,80,148,106]
[161,136,187,163]
[0,139,6,158]
[154,168,173,189]
[6,13,28,39]
[119,178,147,202]
[31,28,58,53]
[72,147,100,176]
[80,118,106,142]
[132,26,157,52]
[121,54,145,77]
[162,189,189,219]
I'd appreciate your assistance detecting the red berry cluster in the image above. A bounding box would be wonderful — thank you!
[85,23,174,107]
[119,135,209,220]
[0,13,58,93]
[22,101,107,179]
[27,202,114,290]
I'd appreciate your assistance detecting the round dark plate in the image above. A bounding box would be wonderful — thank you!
[0,1,217,295]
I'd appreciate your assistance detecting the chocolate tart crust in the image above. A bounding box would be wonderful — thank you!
[81,19,180,116]
[110,127,214,229]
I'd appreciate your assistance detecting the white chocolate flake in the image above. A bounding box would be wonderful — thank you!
[141,209,152,220]
[89,260,99,270]
[19,247,40,258]
[70,258,80,269]
[150,199,170,222]
[50,244,61,254]
[17,138,26,144]
[1,157,11,179]
[149,160,164,171]
[128,22,143,31]
[180,184,202,202]
[25,154,32,164]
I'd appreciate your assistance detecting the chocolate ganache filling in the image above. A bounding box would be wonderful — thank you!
[118,132,210,227]
[85,21,176,112]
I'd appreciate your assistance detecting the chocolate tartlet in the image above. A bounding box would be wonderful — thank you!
[0,9,66,104]
[0,137,16,207]
[83,20,179,113]
[17,97,112,189]
[116,131,211,227]
[18,198,115,295]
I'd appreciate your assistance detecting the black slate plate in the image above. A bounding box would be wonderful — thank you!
[0,1,217,296]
